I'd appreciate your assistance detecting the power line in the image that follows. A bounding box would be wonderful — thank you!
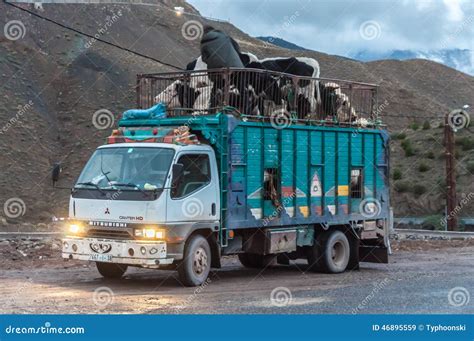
[4,0,183,70]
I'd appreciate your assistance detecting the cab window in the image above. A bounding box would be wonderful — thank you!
[171,154,211,198]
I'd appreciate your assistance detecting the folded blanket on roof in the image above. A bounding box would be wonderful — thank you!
[122,102,167,120]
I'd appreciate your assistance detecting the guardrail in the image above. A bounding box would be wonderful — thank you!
[391,229,474,240]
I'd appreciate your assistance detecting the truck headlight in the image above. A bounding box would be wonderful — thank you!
[134,228,165,240]
[68,223,85,235]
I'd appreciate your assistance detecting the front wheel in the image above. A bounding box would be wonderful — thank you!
[177,235,211,287]
[96,262,128,279]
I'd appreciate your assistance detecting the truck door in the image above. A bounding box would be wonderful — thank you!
[166,152,219,223]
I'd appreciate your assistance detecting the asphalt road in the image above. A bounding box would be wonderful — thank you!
[0,240,473,314]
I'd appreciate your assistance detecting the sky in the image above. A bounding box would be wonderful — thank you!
[187,0,474,56]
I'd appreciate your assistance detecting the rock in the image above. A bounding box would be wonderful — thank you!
[37,223,48,229]
[17,250,28,257]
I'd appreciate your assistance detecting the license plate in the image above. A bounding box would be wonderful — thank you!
[89,254,113,262]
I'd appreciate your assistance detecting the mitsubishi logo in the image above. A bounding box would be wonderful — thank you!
[104,208,110,215]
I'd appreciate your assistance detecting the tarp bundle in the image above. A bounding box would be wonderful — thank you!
[122,102,167,120]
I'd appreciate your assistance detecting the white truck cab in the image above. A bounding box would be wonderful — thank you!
[61,142,221,286]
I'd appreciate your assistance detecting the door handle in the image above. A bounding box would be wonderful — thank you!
[211,203,216,216]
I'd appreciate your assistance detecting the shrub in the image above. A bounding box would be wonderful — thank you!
[394,181,409,193]
[393,169,402,180]
[410,121,420,130]
[391,132,406,140]
[401,139,415,156]
[418,162,430,172]
[438,122,444,128]
[426,151,435,159]
[455,137,474,151]
[412,184,427,196]
[422,120,431,130]
[405,147,415,157]
[467,161,474,173]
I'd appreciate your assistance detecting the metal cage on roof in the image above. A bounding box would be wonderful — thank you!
[136,68,380,128]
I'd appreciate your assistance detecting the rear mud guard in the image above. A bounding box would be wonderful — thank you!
[359,246,388,264]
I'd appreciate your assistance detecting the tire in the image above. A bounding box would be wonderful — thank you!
[238,253,275,268]
[320,230,350,273]
[177,235,211,287]
[308,230,350,273]
[96,262,127,279]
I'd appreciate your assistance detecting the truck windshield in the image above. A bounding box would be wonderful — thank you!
[75,147,174,191]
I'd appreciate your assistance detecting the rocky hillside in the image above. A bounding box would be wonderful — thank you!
[0,0,472,224]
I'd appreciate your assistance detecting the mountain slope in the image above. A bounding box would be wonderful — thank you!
[0,1,473,223]
[350,49,474,76]
[256,36,307,50]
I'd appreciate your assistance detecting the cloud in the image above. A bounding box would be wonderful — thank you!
[188,0,473,55]
[443,0,464,21]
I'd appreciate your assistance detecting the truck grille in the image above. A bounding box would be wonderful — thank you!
[87,229,133,240]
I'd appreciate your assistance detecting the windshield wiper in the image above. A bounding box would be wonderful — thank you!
[75,182,105,194]
[111,182,148,194]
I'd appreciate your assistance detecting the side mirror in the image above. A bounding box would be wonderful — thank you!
[171,163,184,188]
[52,163,62,186]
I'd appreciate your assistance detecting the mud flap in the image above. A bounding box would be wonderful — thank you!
[359,246,388,263]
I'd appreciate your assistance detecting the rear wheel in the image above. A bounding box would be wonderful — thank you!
[96,262,128,279]
[177,235,211,287]
[321,230,350,273]
[308,230,350,273]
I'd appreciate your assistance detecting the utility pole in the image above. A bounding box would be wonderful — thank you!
[444,106,470,231]
[444,112,457,231]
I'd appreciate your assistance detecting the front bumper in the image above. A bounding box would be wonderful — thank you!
[62,237,174,267]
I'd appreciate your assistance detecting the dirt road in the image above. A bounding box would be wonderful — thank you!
[0,239,472,314]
